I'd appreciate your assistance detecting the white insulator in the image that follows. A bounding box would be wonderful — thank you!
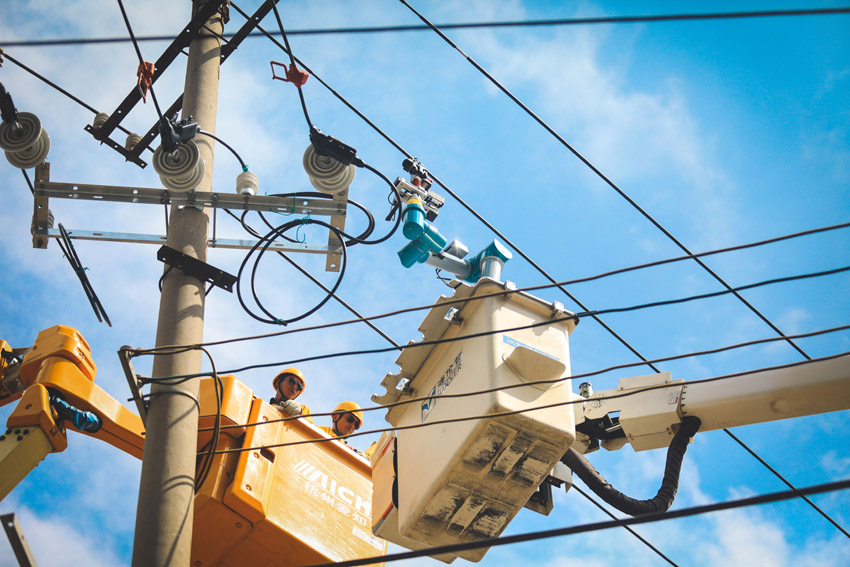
[0,112,51,168]
[152,140,206,192]
[302,143,355,194]
[92,112,110,130]
[125,133,142,152]
[31,208,55,233]
[0,112,41,151]
[236,170,258,195]
[5,129,51,169]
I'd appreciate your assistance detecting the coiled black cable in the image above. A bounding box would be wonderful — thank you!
[236,217,347,326]
[561,416,702,516]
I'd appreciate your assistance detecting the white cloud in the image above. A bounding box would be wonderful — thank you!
[821,450,850,480]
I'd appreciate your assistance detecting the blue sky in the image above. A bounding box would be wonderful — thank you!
[1,1,848,565]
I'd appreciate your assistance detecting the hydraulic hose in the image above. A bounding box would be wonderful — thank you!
[561,416,702,516]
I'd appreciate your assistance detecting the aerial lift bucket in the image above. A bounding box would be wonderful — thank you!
[193,377,386,566]
[372,278,578,562]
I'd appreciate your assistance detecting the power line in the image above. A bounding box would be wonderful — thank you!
[398,0,812,361]
[305,476,850,567]
[9,2,844,560]
[571,484,680,567]
[192,323,850,434]
[723,429,850,539]
[398,0,849,542]
[137,263,850,377]
[134,215,850,353]
[1,52,145,143]
[4,7,850,47]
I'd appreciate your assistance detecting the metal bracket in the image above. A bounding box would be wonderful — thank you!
[157,245,237,292]
[86,0,280,167]
[325,188,347,272]
[119,347,147,425]
[31,162,51,249]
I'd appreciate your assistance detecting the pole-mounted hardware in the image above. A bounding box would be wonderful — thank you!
[156,245,237,293]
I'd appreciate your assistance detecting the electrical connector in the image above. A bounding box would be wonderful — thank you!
[309,126,362,167]
[158,112,200,154]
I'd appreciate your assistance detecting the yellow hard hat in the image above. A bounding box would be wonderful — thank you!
[273,367,306,394]
[333,401,363,427]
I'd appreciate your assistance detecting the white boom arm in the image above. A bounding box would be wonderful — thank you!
[575,355,850,453]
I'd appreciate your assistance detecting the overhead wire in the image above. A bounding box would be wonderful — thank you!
[306,476,850,567]
[136,263,850,377]
[269,1,313,129]
[193,345,223,494]
[571,484,680,567]
[115,0,166,122]
[398,0,812,361]
[203,353,850,455]
[224,208,400,348]
[129,218,850,354]
[236,217,348,325]
[192,323,850,435]
[397,0,850,539]
[5,7,850,47]
[2,52,148,145]
[722,428,850,539]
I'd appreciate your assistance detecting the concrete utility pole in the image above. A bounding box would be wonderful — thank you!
[132,2,223,565]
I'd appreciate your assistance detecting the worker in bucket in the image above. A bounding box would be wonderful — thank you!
[271,367,311,419]
[320,401,375,457]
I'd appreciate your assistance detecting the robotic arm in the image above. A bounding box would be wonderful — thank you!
[0,326,145,501]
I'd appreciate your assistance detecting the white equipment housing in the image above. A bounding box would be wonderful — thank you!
[372,278,577,562]
[576,355,850,454]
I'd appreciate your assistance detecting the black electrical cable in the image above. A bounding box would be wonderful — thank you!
[21,169,34,194]
[192,323,850,434]
[205,353,850,455]
[131,219,850,352]
[270,1,313,129]
[150,263,850,377]
[399,0,813,362]
[157,266,174,293]
[723,429,850,539]
[236,218,348,326]
[307,477,850,567]
[224,208,400,348]
[115,0,165,123]
[193,346,223,494]
[250,192,376,246]
[571,484,680,567]
[349,162,402,245]
[55,224,112,326]
[197,129,246,169]
[575,265,850,320]
[562,417,702,516]
[7,7,850,47]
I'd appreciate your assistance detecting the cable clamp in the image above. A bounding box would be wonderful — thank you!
[270,61,309,87]
[137,61,156,102]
